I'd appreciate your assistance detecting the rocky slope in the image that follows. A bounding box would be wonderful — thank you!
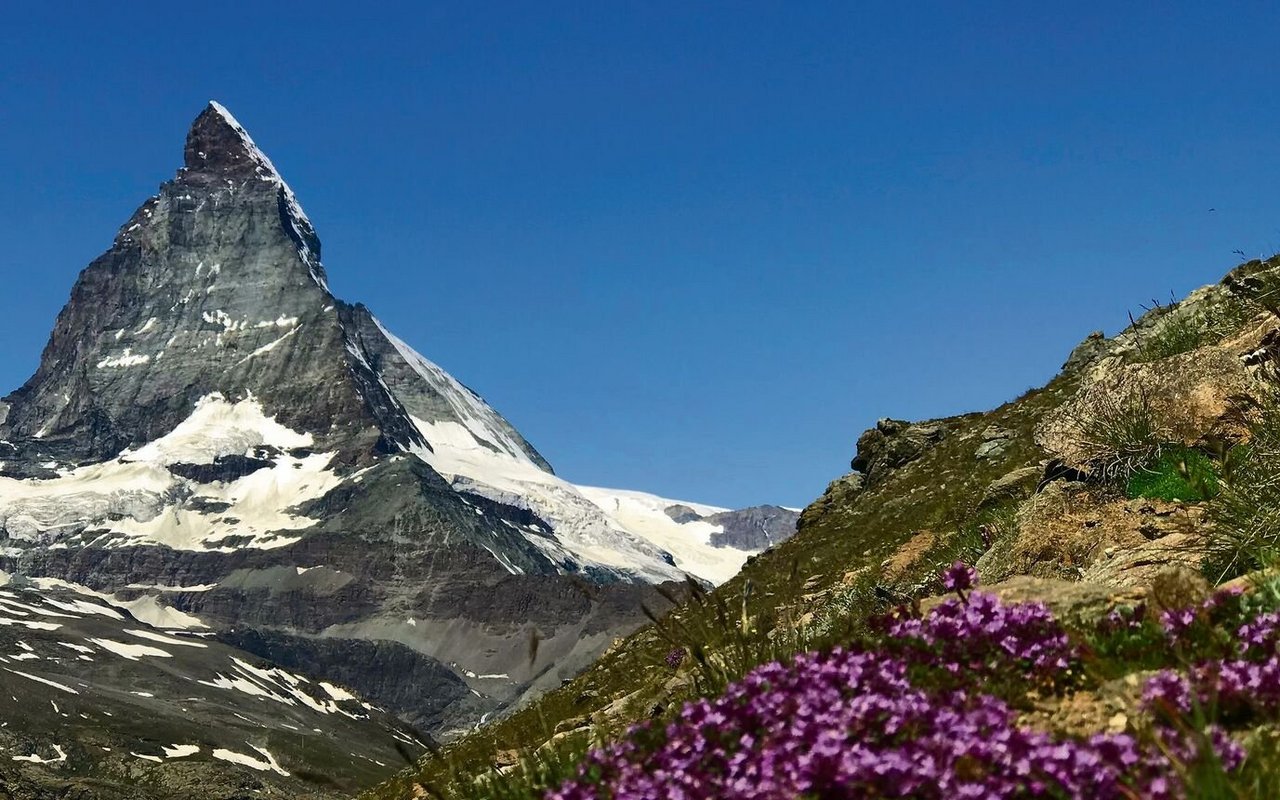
[0,577,428,799]
[0,103,796,794]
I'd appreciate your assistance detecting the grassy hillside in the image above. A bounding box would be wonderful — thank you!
[364,256,1280,800]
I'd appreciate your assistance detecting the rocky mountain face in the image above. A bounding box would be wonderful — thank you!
[0,103,796,794]
[0,579,429,800]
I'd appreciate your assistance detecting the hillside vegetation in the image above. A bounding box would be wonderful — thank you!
[365,256,1280,799]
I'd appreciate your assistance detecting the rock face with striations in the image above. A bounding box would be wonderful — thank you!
[0,103,791,767]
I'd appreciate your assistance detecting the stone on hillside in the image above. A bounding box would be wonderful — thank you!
[851,418,945,484]
[926,575,1147,627]
[799,471,866,529]
[978,465,1043,510]
[1144,566,1212,614]
[975,425,1014,460]
[1083,531,1206,588]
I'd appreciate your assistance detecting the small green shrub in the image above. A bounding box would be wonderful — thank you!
[1127,446,1219,502]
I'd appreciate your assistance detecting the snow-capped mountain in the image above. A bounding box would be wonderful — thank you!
[0,102,797,770]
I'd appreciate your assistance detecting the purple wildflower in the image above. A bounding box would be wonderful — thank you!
[941,561,978,596]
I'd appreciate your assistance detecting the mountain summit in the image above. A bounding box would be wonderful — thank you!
[0,102,797,771]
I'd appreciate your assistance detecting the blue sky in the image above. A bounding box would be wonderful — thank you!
[3,2,1280,508]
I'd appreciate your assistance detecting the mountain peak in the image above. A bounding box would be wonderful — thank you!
[181,101,324,288]
[184,101,283,182]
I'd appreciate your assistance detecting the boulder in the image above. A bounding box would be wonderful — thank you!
[977,482,1209,586]
[974,425,1014,460]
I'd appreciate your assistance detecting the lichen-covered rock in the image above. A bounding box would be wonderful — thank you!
[974,425,1014,460]
[1143,566,1212,614]
[799,472,866,530]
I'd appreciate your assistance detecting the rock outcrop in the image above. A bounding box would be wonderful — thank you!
[850,418,946,485]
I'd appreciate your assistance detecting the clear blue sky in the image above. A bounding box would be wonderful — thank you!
[3,3,1280,508]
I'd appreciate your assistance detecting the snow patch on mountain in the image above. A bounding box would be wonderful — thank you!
[25,576,208,631]
[575,487,755,585]
[0,393,342,553]
[126,392,312,464]
[405,416,686,582]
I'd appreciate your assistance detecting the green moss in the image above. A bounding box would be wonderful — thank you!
[1126,446,1219,502]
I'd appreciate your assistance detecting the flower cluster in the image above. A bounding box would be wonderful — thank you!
[1239,610,1280,657]
[940,560,977,594]
[664,647,686,670]
[886,573,1074,685]
[1144,600,1280,724]
[1157,586,1245,653]
[549,647,1177,800]
[547,565,1233,800]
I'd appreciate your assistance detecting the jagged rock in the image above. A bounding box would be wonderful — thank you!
[705,506,799,550]
[1223,257,1280,317]
[832,471,866,495]
[663,504,704,524]
[851,418,945,484]
[798,472,865,530]
[1061,331,1110,372]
